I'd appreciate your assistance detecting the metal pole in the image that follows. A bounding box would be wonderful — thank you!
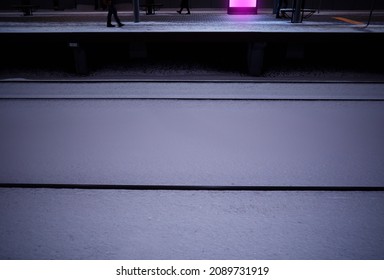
[133,0,140,23]
[366,0,376,27]
[291,0,303,23]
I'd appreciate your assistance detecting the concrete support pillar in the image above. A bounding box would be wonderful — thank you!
[133,0,140,23]
[69,42,88,75]
[247,42,266,76]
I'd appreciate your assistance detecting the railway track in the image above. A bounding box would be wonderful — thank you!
[1,80,384,189]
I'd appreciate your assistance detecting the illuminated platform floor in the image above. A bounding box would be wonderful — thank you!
[0,9,384,34]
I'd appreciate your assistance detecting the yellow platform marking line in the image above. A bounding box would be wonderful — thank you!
[333,17,365,25]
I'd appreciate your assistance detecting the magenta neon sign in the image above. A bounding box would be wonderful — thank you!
[227,0,257,14]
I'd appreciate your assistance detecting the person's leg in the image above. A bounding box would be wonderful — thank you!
[112,6,120,23]
[273,0,278,14]
[107,5,114,26]
[276,0,283,18]
[111,5,124,26]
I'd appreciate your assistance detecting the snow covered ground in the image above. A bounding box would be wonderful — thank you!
[1,82,383,259]
[1,82,384,187]
[1,188,384,260]
[1,9,383,261]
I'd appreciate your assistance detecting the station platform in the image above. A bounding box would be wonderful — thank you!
[1,9,383,77]
[1,9,384,37]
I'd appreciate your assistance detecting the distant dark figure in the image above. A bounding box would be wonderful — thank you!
[53,0,61,10]
[177,0,190,15]
[103,0,124,27]
[274,0,288,18]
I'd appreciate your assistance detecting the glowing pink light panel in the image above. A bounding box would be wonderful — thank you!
[227,0,258,14]
[229,0,257,8]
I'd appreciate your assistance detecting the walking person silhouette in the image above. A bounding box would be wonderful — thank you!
[177,0,191,14]
[104,0,125,27]
[274,0,288,18]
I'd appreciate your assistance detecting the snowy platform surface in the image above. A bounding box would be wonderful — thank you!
[1,9,384,34]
